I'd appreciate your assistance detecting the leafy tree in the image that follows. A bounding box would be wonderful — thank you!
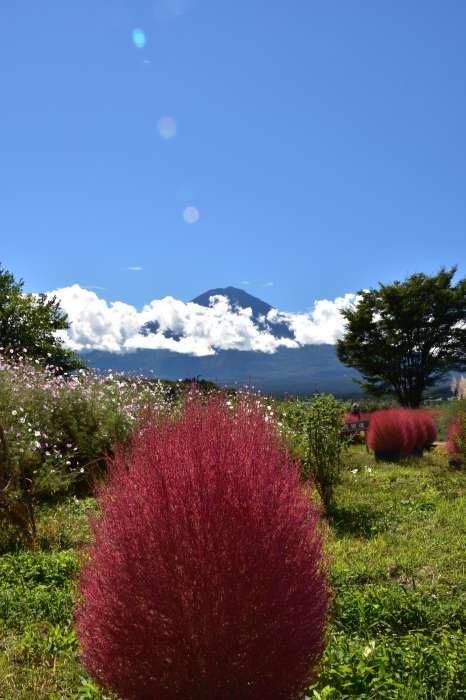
[0,264,84,372]
[336,267,466,408]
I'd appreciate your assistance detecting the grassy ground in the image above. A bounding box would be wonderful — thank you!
[1,445,465,699]
[314,444,466,699]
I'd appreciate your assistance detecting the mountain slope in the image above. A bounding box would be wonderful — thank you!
[191,286,294,339]
[85,345,361,397]
[81,287,362,397]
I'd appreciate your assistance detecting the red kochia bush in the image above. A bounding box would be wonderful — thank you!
[411,410,438,446]
[366,408,417,453]
[446,414,466,462]
[75,393,331,700]
[367,408,438,454]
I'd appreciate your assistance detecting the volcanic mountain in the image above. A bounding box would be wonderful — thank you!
[83,287,362,397]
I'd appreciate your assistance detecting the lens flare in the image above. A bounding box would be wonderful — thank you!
[183,206,199,223]
[157,117,177,138]
[132,28,146,48]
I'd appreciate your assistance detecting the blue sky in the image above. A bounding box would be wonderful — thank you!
[1,0,465,322]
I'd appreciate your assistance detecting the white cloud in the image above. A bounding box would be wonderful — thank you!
[267,294,356,345]
[262,282,273,287]
[49,285,357,356]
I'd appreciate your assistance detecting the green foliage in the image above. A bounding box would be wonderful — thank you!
[436,399,466,440]
[336,267,466,408]
[355,397,398,413]
[303,395,349,508]
[67,677,114,700]
[18,622,78,660]
[279,394,350,510]
[332,583,466,636]
[306,446,466,699]
[0,545,115,699]
[308,629,466,699]
[0,263,85,373]
[0,550,77,630]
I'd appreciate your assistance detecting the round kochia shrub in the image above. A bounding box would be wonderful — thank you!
[75,393,331,700]
[446,413,466,465]
[367,408,417,454]
[367,408,438,456]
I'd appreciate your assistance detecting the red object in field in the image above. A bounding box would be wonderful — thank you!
[411,410,438,446]
[366,407,418,453]
[75,394,331,700]
[446,414,465,458]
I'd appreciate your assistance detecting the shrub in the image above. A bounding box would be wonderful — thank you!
[75,393,331,700]
[446,412,466,466]
[436,398,466,441]
[299,394,349,511]
[367,408,437,459]
[366,408,417,454]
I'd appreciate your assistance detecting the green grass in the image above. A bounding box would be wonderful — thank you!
[1,448,465,699]
[308,446,466,699]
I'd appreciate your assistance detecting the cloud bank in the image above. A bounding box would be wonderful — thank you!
[50,285,356,356]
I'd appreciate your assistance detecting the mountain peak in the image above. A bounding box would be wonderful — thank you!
[141,287,283,342]
[190,287,275,318]
[190,287,294,340]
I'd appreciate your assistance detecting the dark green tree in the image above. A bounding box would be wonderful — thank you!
[0,264,85,372]
[336,267,466,407]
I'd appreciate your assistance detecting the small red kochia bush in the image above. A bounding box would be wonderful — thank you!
[366,408,417,453]
[75,393,331,700]
[446,414,466,462]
